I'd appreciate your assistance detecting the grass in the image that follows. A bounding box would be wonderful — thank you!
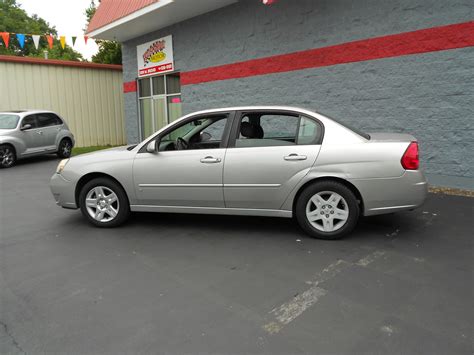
[72,145,120,156]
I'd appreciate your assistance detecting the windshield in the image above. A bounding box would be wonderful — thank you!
[320,111,370,140]
[0,114,20,129]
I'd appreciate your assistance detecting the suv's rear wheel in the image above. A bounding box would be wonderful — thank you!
[57,139,73,158]
[79,178,130,227]
[295,181,360,240]
[0,144,16,168]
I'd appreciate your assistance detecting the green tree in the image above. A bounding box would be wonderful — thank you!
[0,0,84,60]
[85,0,122,65]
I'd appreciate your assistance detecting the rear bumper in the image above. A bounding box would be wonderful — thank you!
[50,173,78,209]
[350,170,428,216]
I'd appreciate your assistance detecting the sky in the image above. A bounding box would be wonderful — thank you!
[18,0,99,60]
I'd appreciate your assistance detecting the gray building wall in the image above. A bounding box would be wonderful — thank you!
[122,0,474,189]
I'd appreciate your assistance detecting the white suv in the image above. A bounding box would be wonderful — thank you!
[0,110,75,168]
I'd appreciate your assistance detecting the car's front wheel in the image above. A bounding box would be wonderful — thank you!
[0,144,16,168]
[295,181,360,240]
[57,139,73,158]
[79,178,130,227]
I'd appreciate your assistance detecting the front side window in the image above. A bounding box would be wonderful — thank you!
[235,112,322,148]
[21,115,38,129]
[0,114,20,129]
[158,114,229,152]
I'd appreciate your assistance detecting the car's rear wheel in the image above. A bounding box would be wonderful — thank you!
[295,181,360,240]
[0,144,16,168]
[57,139,73,158]
[79,178,130,227]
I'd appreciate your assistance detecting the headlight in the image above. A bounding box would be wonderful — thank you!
[56,159,69,174]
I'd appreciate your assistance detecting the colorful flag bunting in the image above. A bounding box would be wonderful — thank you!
[0,32,9,48]
[16,33,25,48]
[72,36,77,46]
[59,36,66,49]
[32,35,40,49]
[45,34,54,49]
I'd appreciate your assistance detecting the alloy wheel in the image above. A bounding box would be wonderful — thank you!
[305,191,349,232]
[61,141,72,156]
[0,147,15,167]
[85,186,120,223]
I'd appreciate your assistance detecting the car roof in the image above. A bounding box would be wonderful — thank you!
[189,105,315,115]
[0,109,57,116]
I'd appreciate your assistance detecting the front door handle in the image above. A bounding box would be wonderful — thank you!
[200,156,222,164]
[284,154,307,161]
[37,131,43,135]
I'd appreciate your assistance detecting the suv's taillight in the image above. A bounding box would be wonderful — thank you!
[401,142,419,170]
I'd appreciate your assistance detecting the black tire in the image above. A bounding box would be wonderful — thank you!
[57,138,73,158]
[295,181,360,240]
[0,144,17,168]
[79,178,130,228]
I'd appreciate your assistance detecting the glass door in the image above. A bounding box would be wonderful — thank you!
[153,97,167,132]
[138,73,182,140]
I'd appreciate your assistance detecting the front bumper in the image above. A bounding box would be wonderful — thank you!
[350,170,428,216]
[50,173,78,209]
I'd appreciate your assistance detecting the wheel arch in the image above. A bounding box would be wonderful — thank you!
[292,176,365,216]
[75,172,130,208]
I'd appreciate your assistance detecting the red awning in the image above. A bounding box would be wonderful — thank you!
[87,0,159,34]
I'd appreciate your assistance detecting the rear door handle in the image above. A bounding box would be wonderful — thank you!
[284,154,307,161]
[200,156,222,164]
[37,131,43,135]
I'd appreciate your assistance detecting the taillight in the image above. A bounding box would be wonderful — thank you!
[401,142,419,170]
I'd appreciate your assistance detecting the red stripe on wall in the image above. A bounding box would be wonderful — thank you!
[181,21,474,86]
[123,81,137,93]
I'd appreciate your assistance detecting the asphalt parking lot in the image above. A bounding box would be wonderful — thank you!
[0,156,472,354]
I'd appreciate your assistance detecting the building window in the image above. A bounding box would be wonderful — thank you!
[138,73,182,139]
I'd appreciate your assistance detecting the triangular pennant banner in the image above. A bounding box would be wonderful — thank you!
[59,36,66,49]
[0,32,9,48]
[71,36,77,46]
[32,35,40,49]
[84,35,88,45]
[45,34,54,49]
[16,33,25,48]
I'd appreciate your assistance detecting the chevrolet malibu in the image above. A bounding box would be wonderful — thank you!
[50,106,427,239]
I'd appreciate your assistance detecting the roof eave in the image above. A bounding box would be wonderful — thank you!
[87,0,238,42]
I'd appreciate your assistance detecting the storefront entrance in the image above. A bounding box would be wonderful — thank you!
[138,72,182,139]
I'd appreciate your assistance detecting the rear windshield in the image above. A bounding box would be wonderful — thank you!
[0,114,20,129]
[320,112,370,140]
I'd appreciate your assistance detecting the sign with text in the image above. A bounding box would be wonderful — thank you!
[137,35,174,78]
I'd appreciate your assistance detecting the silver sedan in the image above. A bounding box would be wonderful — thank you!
[50,106,427,239]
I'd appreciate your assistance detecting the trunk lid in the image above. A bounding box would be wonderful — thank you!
[368,132,416,142]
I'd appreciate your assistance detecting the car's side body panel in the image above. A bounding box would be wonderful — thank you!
[132,148,227,207]
[223,145,321,209]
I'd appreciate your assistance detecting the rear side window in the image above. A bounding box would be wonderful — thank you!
[235,112,322,148]
[37,113,62,127]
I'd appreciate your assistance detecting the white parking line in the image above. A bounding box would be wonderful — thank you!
[263,250,386,334]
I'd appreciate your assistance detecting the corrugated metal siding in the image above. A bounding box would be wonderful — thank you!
[0,61,126,147]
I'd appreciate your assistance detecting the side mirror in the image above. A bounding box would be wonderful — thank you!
[21,124,32,131]
[146,140,157,153]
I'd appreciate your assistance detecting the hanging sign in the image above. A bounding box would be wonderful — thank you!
[137,35,174,78]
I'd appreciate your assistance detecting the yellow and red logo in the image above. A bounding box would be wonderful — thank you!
[143,40,167,66]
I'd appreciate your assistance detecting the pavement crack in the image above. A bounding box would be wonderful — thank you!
[0,320,26,354]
